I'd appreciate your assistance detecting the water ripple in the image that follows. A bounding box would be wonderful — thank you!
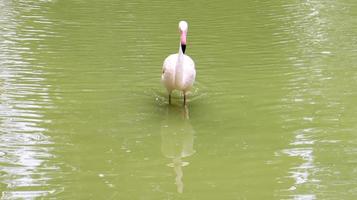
[1,1,59,198]
[274,0,357,199]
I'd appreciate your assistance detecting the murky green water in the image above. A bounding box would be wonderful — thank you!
[1,0,357,199]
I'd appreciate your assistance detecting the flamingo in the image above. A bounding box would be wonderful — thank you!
[162,21,196,106]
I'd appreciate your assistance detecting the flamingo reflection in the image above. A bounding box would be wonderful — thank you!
[160,105,195,193]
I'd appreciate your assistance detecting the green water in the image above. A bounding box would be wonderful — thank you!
[1,0,357,199]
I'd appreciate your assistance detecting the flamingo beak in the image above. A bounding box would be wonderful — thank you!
[180,31,187,54]
[181,44,186,54]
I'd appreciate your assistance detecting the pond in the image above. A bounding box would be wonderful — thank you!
[1,0,357,199]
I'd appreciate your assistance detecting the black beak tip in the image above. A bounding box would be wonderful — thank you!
[181,44,186,54]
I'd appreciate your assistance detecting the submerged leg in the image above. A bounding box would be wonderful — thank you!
[183,104,189,119]
[169,93,171,104]
[183,93,186,106]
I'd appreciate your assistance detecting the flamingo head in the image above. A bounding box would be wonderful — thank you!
[179,21,188,53]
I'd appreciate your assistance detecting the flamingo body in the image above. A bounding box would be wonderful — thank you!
[162,53,195,92]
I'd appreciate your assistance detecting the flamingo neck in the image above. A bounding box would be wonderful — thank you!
[175,44,185,88]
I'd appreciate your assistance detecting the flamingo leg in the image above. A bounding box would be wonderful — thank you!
[183,93,186,106]
[169,94,171,104]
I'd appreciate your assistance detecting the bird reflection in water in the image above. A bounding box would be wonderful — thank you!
[160,105,195,193]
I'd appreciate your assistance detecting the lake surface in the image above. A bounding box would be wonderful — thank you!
[1,0,357,199]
